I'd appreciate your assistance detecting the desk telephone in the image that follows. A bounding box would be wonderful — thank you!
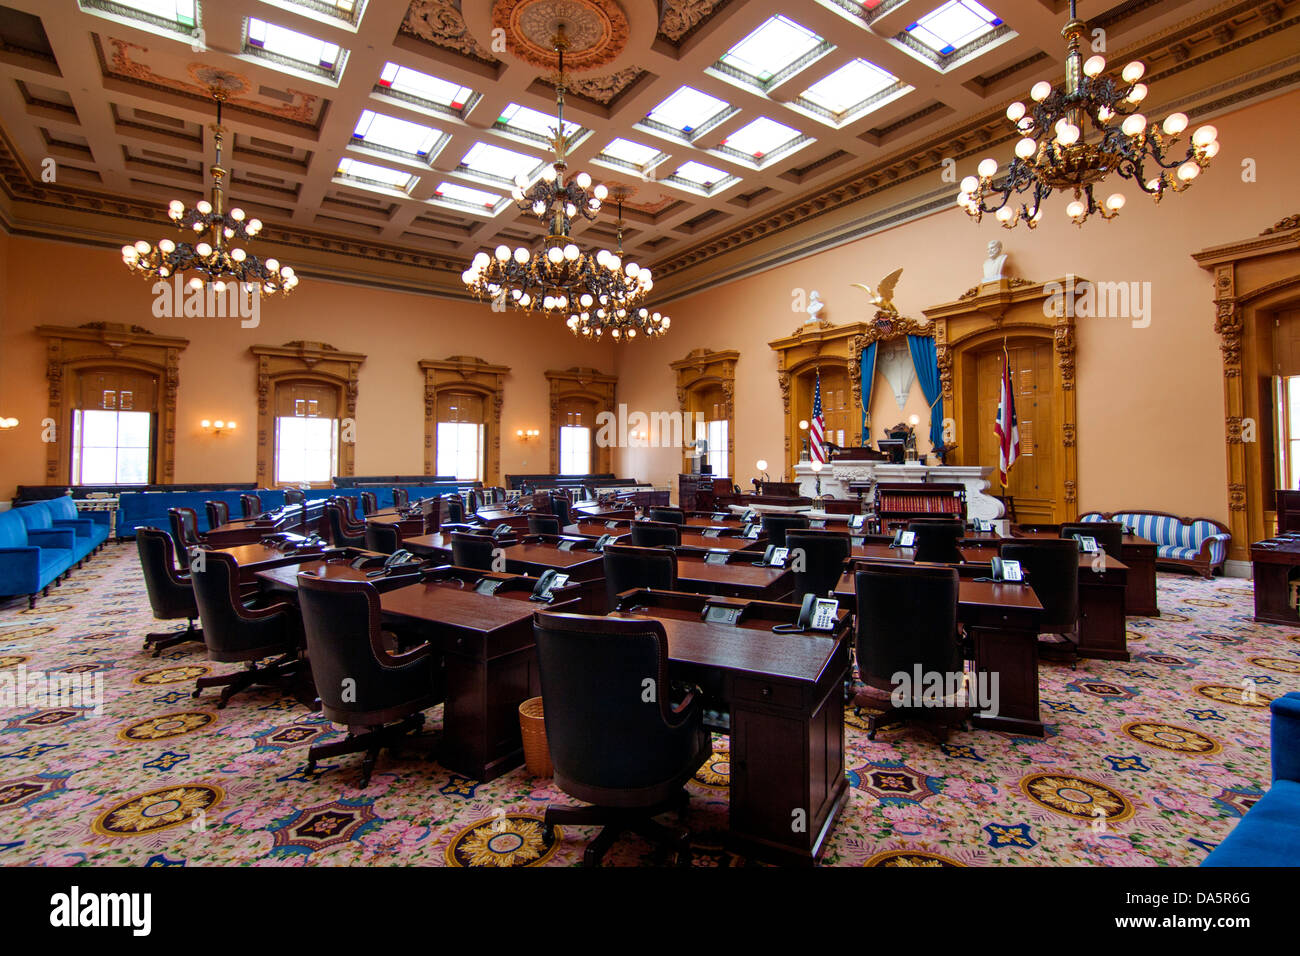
[848,515,866,531]
[974,518,994,533]
[592,534,614,552]
[529,568,569,602]
[1069,533,1099,554]
[701,601,743,625]
[773,594,839,633]
[492,524,513,539]
[364,550,420,577]
[989,557,1023,582]
[890,529,916,548]
[743,523,760,539]
[756,545,789,568]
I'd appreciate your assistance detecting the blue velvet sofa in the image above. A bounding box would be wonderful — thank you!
[16,497,110,563]
[0,508,77,607]
[1203,692,1300,866]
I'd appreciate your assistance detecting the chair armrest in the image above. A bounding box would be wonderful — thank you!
[381,641,433,667]
[238,600,294,622]
[52,517,95,536]
[1200,533,1231,564]
[81,510,112,527]
[0,547,41,588]
[1271,693,1300,783]
[27,528,76,550]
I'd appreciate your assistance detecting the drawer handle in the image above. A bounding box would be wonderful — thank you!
[760,686,772,698]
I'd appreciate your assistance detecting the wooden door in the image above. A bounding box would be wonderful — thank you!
[975,340,1057,522]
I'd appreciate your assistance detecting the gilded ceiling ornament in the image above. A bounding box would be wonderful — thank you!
[401,0,499,63]
[658,0,729,43]
[493,0,629,72]
[564,65,645,104]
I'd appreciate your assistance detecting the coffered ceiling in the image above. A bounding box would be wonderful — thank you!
[0,0,1296,301]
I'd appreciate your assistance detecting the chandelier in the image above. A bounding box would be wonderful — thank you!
[122,89,298,294]
[461,30,666,340]
[957,0,1219,228]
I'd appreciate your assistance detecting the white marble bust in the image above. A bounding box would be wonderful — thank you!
[982,240,1008,282]
[806,290,825,324]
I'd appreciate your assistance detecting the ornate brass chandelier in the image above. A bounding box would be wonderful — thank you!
[461,30,665,340]
[122,89,298,294]
[958,0,1219,228]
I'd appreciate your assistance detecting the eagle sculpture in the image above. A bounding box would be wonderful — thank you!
[851,268,904,314]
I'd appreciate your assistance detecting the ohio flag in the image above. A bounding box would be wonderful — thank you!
[994,351,1020,487]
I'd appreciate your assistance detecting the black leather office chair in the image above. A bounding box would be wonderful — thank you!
[359,491,379,516]
[786,530,851,599]
[444,495,465,524]
[908,518,964,564]
[326,501,367,548]
[298,575,443,787]
[1000,538,1080,667]
[240,493,262,518]
[392,488,409,509]
[603,544,677,608]
[189,550,300,708]
[467,488,484,514]
[420,497,440,534]
[168,507,204,563]
[853,564,967,739]
[630,521,681,548]
[647,506,685,525]
[1062,521,1123,560]
[532,611,709,865]
[365,522,402,555]
[136,527,204,656]
[284,489,306,506]
[550,496,572,528]
[760,513,810,547]
[528,514,561,536]
[451,531,496,571]
[205,500,230,530]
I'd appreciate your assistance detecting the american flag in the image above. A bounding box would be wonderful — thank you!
[810,369,827,464]
[994,349,1020,486]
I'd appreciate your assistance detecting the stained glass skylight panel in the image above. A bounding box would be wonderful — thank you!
[246,17,343,73]
[668,160,736,195]
[81,0,197,35]
[643,86,732,138]
[459,142,543,185]
[377,63,474,113]
[797,58,904,123]
[494,103,582,144]
[336,157,415,191]
[433,181,505,213]
[352,111,441,158]
[719,117,803,160]
[905,0,1002,55]
[717,15,828,85]
[601,138,662,167]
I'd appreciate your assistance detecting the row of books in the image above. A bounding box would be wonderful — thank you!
[877,492,964,514]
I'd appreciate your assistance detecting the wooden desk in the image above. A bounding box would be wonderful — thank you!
[1011,527,1159,617]
[571,520,632,538]
[213,540,330,582]
[473,509,532,532]
[382,577,579,780]
[676,532,763,552]
[610,590,850,865]
[402,532,455,562]
[364,508,425,535]
[255,556,423,596]
[674,554,794,602]
[497,540,607,613]
[207,502,323,547]
[574,503,636,521]
[1250,536,1300,625]
[684,515,747,530]
[834,569,1045,735]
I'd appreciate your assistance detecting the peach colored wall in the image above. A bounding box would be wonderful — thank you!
[614,91,1300,524]
[0,236,613,499]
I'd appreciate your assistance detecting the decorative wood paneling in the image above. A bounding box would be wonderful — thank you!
[419,355,510,484]
[1194,214,1300,561]
[544,367,617,475]
[670,348,738,477]
[249,341,365,486]
[36,322,188,485]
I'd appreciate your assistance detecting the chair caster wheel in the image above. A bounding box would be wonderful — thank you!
[542,825,555,843]
[191,689,201,698]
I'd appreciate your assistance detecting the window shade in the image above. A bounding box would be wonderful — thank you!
[276,381,339,419]
[76,369,157,412]
[437,391,485,423]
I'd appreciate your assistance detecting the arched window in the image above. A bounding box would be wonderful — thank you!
[273,379,340,485]
[421,356,508,484]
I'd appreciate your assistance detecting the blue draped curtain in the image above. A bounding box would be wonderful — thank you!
[858,342,877,445]
[907,335,943,451]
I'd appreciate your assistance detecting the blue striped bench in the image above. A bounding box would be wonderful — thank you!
[1080,510,1230,578]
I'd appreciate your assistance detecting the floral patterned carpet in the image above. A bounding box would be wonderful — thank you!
[1,543,1296,867]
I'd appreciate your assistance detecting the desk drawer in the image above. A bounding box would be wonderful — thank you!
[729,675,804,710]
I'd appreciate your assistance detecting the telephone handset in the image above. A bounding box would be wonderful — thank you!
[890,529,916,548]
[593,534,614,552]
[530,568,568,602]
[756,545,789,568]
[492,523,513,539]
[775,594,839,633]
[990,557,1024,582]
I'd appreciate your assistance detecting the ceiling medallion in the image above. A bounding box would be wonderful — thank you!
[493,0,629,72]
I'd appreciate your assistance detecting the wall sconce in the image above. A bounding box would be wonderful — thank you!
[755,458,769,480]
[516,428,540,442]
[201,419,236,435]
[0,417,18,430]
[908,414,921,427]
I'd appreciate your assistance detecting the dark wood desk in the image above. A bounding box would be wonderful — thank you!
[674,554,794,602]
[213,539,330,582]
[206,502,324,547]
[497,540,607,612]
[676,532,763,552]
[684,515,747,530]
[402,532,455,562]
[571,520,632,538]
[574,503,636,521]
[834,568,1045,735]
[1011,527,1159,617]
[364,508,425,536]
[1250,536,1300,625]
[610,589,850,865]
[473,508,533,532]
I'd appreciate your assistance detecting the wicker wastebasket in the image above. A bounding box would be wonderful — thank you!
[518,697,553,778]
